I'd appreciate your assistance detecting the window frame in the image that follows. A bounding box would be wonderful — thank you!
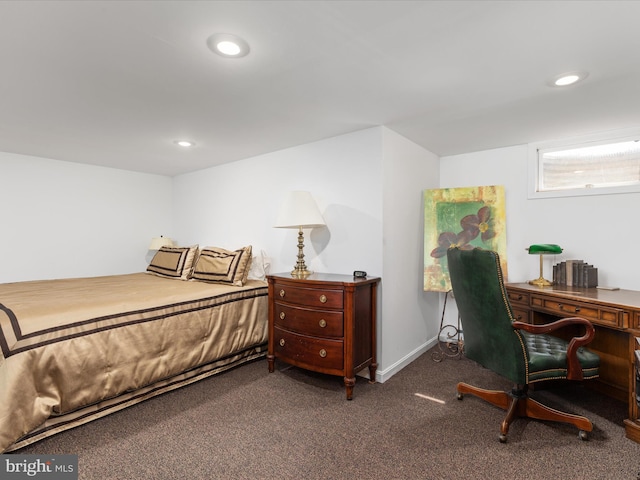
[527,127,640,199]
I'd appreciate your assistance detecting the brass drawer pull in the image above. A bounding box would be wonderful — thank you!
[319,319,327,328]
[279,338,285,347]
[319,349,327,358]
[279,289,285,298]
[319,294,327,303]
[558,303,580,314]
[279,312,285,320]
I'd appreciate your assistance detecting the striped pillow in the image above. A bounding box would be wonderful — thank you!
[192,246,252,286]
[146,245,198,280]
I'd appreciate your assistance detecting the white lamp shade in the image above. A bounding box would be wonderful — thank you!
[275,191,326,229]
[149,236,174,250]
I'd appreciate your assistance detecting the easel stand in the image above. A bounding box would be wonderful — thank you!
[431,290,464,362]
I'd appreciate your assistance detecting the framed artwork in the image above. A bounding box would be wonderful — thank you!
[423,185,507,292]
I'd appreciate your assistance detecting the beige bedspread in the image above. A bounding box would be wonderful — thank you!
[0,273,268,452]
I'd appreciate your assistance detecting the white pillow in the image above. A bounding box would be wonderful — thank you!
[247,250,270,281]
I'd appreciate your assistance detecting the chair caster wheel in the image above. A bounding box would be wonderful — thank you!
[578,430,588,441]
[457,392,463,400]
[499,434,507,443]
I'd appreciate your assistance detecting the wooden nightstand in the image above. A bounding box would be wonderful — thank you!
[267,273,380,400]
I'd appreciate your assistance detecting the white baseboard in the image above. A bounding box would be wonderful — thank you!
[370,336,439,384]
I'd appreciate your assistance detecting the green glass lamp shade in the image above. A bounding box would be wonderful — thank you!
[527,244,562,286]
[527,244,563,255]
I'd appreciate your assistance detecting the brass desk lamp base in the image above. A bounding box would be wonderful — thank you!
[529,277,554,287]
[528,253,554,287]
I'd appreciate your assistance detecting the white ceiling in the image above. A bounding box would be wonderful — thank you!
[1,0,640,176]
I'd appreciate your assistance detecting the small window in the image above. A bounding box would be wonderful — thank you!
[528,129,640,198]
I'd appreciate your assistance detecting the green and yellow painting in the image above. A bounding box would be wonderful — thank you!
[423,185,507,292]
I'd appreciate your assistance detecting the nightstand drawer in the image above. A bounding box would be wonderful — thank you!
[274,326,344,370]
[273,283,343,309]
[274,303,343,337]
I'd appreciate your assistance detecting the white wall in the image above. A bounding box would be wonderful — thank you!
[378,128,440,380]
[172,128,384,277]
[0,152,173,282]
[440,143,640,323]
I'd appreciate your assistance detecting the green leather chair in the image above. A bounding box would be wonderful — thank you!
[446,247,600,442]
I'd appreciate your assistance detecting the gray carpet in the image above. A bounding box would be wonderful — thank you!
[15,347,640,479]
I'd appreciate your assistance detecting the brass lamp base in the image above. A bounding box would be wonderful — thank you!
[291,268,312,278]
[528,253,553,287]
[291,227,313,278]
[529,277,553,287]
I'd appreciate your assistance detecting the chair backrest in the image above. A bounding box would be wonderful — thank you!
[446,247,528,384]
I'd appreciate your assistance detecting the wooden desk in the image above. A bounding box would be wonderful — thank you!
[506,283,640,443]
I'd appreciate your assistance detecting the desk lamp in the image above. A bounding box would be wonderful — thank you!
[527,244,562,287]
[275,191,326,278]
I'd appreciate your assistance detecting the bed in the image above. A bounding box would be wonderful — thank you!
[0,244,269,452]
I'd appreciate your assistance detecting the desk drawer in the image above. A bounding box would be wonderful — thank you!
[507,290,529,307]
[511,307,529,323]
[532,295,623,328]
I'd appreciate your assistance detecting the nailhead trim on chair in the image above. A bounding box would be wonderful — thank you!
[493,251,532,383]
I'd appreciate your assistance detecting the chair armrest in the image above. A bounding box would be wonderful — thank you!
[512,317,595,381]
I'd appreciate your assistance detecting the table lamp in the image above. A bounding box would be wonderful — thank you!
[275,191,326,278]
[527,244,562,286]
[149,236,174,250]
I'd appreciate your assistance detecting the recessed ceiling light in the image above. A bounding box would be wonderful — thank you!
[206,33,250,58]
[217,41,241,56]
[549,71,589,87]
[174,140,195,148]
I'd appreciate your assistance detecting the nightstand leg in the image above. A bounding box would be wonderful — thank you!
[368,363,377,384]
[267,354,275,373]
[344,377,355,400]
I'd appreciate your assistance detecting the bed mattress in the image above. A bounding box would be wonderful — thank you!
[0,273,268,452]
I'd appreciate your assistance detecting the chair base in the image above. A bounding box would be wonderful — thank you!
[456,382,592,443]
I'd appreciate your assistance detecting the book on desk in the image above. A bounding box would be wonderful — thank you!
[553,259,598,288]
